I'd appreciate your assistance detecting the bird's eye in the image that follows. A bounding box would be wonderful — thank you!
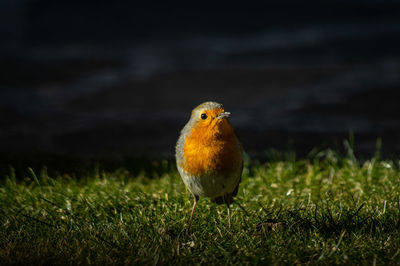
[201,113,208,120]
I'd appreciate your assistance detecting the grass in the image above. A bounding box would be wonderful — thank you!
[1,148,400,265]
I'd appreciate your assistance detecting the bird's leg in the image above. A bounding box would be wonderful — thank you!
[227,203,231,230]
[186,194,199,235]
[222,195,232,230]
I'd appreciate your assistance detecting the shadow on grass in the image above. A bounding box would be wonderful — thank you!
[0,153,176,181]
[251,201,400,239]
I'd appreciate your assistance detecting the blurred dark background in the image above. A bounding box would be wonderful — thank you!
[1,1,400,161]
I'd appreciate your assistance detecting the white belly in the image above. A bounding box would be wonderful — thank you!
[180,169,240,198]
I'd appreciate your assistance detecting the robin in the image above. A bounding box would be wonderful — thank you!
[175,101,243,234]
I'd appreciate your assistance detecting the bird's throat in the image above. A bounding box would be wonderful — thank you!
[181,120,236,176]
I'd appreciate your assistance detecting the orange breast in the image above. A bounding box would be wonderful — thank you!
[181,119,238,176]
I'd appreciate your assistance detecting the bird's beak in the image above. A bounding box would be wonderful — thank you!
[216,111,231,119]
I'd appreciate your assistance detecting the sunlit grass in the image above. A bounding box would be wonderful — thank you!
[1,149,400,264]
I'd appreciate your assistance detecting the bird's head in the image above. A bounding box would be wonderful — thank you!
[188,101,233,139]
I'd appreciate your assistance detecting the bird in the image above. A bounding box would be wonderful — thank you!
[175,101,243,234]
